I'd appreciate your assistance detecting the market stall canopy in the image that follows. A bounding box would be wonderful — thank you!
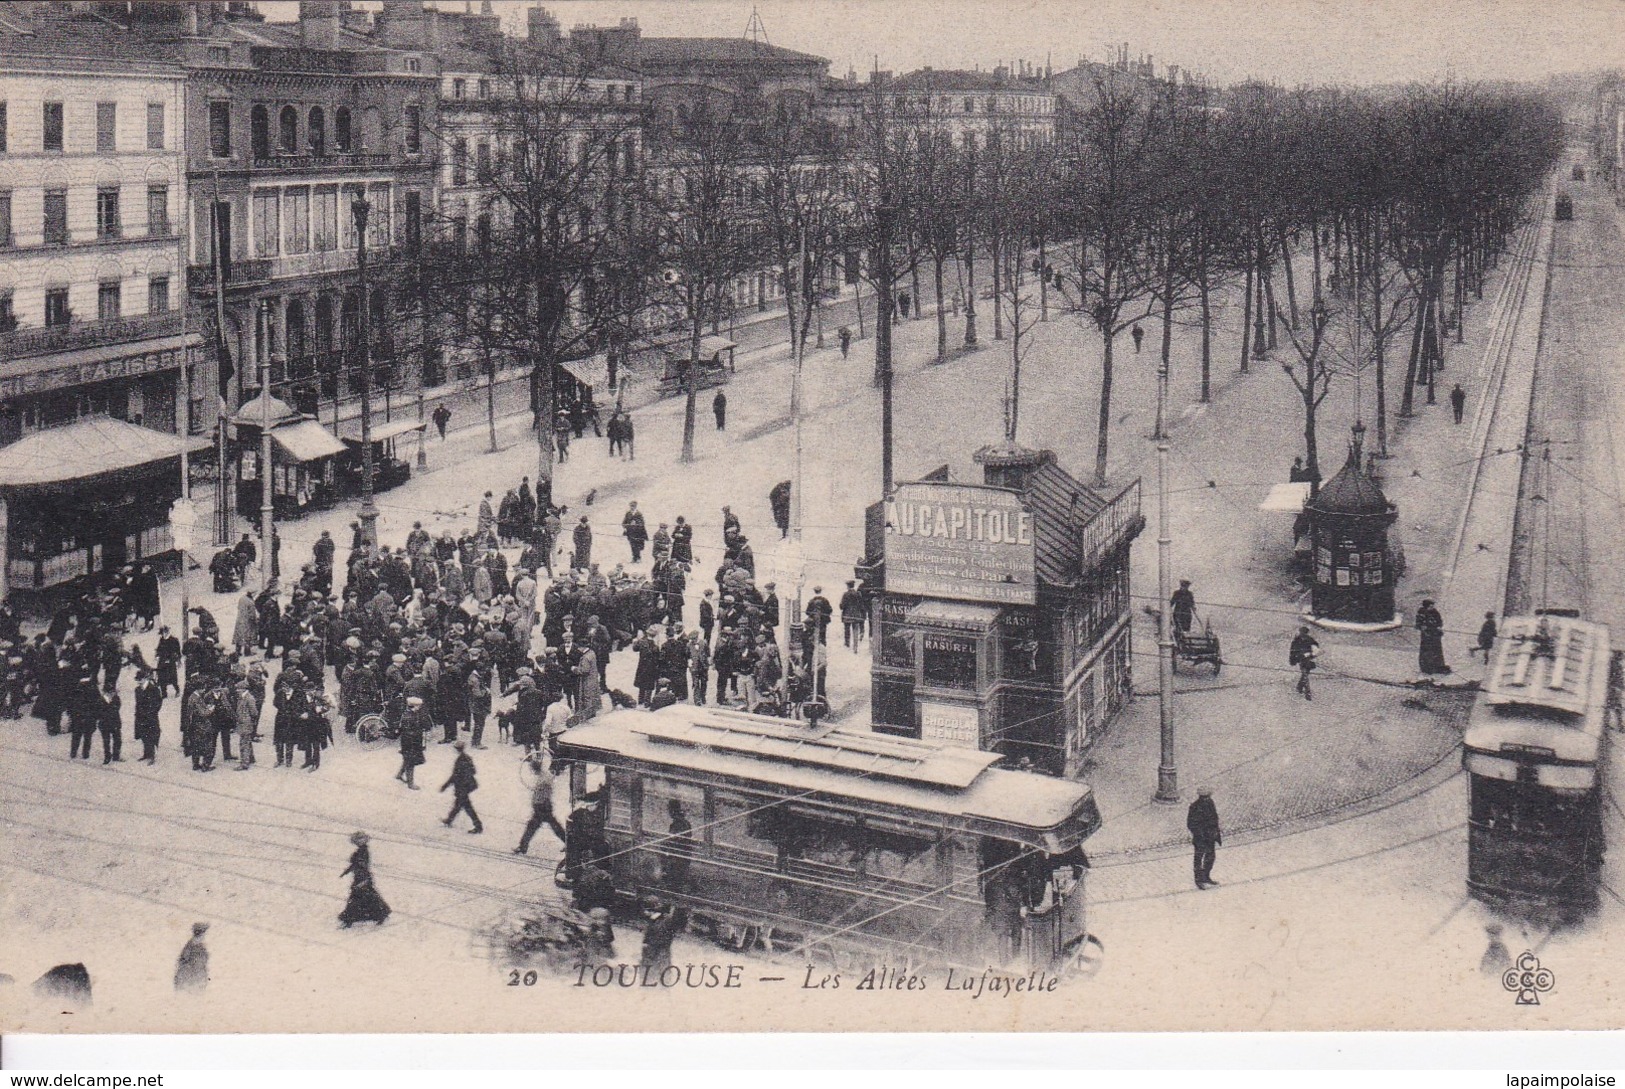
[341,417,427,445]
[1259,481,1313,513]
[698,335,737,357]
[271,419,348,463]
[0,417,209,489]
[560,354,610,390]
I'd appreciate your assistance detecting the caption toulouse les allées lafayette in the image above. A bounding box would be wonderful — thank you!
[573,961,1060,998]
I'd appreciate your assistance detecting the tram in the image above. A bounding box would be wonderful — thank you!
[555,705,1102,972]
[1463,614,1610,921]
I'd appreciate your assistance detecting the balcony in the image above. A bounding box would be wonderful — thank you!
[187,259,275,292]
[250,151,395,173]
[0,310,186,361]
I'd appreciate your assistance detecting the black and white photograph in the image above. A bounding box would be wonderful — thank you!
[0,0,1622,1041]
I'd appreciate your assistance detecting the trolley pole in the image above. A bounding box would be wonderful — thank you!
[1154,353,1179,804]
[211,170,233,548]
[789,218,809,678]
[353,197,379,556]
[258,301,276,595]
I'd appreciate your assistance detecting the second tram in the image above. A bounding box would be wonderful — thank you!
[1463,614,1610,921]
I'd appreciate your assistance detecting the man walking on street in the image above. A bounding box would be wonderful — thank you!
[1450,383,1467,425]
[839,326,851,359]
[1186,788,1222,890]
[712,389,727,431]
[1170,580,1197,634]
[1132,324,1145,354]
[622,502,648,564]
[432,403,451,440]
[513,753,566,856]
[441,740,483,834]
[839,581,866,649]
[1290,626,1320,700]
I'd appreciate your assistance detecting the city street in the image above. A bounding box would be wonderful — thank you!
[7,165,1621,1032]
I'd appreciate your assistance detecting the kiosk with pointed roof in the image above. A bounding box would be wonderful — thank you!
[1303,422,1401,628]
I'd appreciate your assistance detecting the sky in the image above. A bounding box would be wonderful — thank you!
[265,1,1625,88]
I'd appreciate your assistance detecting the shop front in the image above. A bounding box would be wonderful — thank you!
[0,416,203,603]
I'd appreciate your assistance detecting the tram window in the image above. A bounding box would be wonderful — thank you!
[862,819,940,890]
[922,632,977,689]
[603,769,635,832]
[711,791,779,865]
[639,777,705,844]
[764,807,861,878]
[944,833,987,901]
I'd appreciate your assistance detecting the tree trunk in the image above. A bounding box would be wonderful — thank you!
[1240,260,1253,374]
[1400,288,1424,419]
[1278,226,1299,328]
[934,254,948,363]
[911,257,923,323]
[963,242,978,347]
[991,234,1004,341]
[1199,276,1212,403]
[1094,327,1115,486]
[1310,219,1322,299]
[486,344,498,454]
[681,304,701,462]
[1371,220,1388,457]
[1262,253,1279,350]
[1303,363,1320,485]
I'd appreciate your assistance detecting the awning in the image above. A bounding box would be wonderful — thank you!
[341,418,427,445]
[0,417,210,489]
[906,600,1002,631]
[1258,481,1313,513]
[230,390,301,428]
[698,335,737,357]
[559,353,611,390]
[271,419,347,462]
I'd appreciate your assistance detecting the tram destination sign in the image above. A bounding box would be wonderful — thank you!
[885,483,1037,605]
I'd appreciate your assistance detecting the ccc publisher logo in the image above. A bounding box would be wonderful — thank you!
[1503,952,1555,1006]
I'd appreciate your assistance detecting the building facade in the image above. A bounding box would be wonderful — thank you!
[0,6,199,598]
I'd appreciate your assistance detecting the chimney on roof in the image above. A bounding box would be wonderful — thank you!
[974,441,1055,493]
[527,5,561,44]
[298,0,340,50]
[375,0,427,50]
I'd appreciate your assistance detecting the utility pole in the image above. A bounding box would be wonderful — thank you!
[211,171,233,547]
[353,198,379,555]
[789,216,809,673]
[258,301,275,594]
[1153,352,1178,804]
[876,200,896,494]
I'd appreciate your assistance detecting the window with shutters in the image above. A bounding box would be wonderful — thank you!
[334,107,352,153]
[209,100,231,157]
[452,138,467,185]
[309,106,326,156]
[404,190,421,253]
[403,104,421,153]
[452,78,466,100]
[98,280,121,321]
[45,287,71,327]
[313,186,338,251]
[43,189,67,245]
[279,106,298,155]
[147,102,165,149]
[476,141,491,183]
[253,190,280,256]
[147,185,169,235]
[43,101,64,152]
[0,101,8,154]
[0,190,10,247]
[148,276,170,314]
[284,186,310,254]
[0,291,14,334]
[97,187,121,239]
[366,184,390,247]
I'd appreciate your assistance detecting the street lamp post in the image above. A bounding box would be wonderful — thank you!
[353,197,379,555]
[258,301,276,594]
[1153,350,1178,804]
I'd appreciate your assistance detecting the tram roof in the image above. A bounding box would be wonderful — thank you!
[559,707,1098,847]
[1465,615,1610,763]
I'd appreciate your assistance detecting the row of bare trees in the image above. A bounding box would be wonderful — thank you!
[404,35,1563,496]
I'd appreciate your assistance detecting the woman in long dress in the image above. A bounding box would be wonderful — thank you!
[339,832,391,928]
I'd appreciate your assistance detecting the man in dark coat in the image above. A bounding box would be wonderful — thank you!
[839,581,865,649]
[622,502,649,564]
[633,628,662,706]
[572,516,593,571]
[1186,788,1222,890]
[133,669,164,763]
[1170,580,1197,634]
[441,740,483,834]
[173,923,210,993]
[670,517,693,565]
[712,389,727,430]
[769,480,792,539]
[805,587,833,645]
